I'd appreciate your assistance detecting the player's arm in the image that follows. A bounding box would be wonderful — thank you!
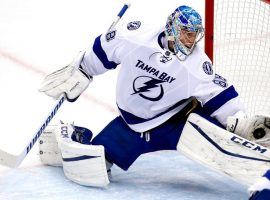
[82,27,126,76]
[193,67,270,148]
[180,61,270,184]
[191,60,244,128]
[39,25,127,102]
[198,77,270,148]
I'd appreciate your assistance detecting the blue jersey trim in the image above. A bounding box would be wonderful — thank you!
[62,155,100,162]
[249,189,270,200]
[157,31,166,49]
[263,170,270,180]
[118,98,190,125]
[189,121,270,162]
[93,35,118,69]
[118,106,146,124]
[203,85,238,115]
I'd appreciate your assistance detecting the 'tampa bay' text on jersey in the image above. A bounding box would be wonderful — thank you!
[81,20,244,132]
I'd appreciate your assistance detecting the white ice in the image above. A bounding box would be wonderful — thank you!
[0,0,249,199]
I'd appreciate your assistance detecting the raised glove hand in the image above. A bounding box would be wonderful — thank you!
[39,51,92,102]
[227,114,270,148]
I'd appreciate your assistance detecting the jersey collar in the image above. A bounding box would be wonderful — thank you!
[157,31,166,50]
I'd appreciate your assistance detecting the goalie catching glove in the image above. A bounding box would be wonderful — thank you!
[227,113,270,148]
[39,51,92,102]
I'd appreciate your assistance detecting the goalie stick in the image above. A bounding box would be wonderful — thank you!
[0,3,131,168]
[0,95,65,168]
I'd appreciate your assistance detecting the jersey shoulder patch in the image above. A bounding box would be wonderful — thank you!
[185,47,215,82]
[213,74,228,88]
[202,61,213,75]
[105,30,117,42]
[127,21,141,30]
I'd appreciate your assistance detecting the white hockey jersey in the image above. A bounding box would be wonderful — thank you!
[81,20,244,132]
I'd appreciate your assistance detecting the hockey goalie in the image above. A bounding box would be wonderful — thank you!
[38,4,270,196]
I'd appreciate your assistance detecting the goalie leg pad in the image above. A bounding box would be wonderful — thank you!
[58,125,109,187]
[39,123,93,166]
[177,113,270,185]
[39,125,62,167]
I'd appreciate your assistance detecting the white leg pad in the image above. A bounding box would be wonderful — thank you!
[58,128,109,187]
[39,125,62,166]
[177,113,270,186]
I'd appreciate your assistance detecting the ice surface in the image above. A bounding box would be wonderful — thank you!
[0,0,249,199]
[0,150,248,200]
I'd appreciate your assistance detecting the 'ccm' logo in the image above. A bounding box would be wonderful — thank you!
[61,126,69,138]
[231,136,267,154]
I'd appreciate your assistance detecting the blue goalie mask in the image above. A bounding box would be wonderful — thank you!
[165,5,204,59]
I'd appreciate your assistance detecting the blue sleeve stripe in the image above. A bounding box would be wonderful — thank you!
[203,85,238,115]
[93,35,118,69]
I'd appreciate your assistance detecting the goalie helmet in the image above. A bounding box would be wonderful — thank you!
[165,5,204,59]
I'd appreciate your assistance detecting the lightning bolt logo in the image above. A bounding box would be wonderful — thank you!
[132,76,165,101]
